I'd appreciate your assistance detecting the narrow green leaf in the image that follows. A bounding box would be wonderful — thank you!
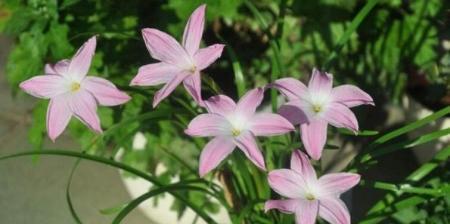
[112,183,212,224]
[236,199,265,223]
[243,0,269,30]
[360,127,450,163]
[269,46,280,112]
[350,106,450,169]
[368,106,450,149]
[361,180,444,196]
[361,196,427,224]
[244,0,286,112]
[361,146,450,223]
[0,150,218,224]
[215,34,246,97]
[102,109,170,138]
[201,74,223,95]
[85,109,170,151]
[66,159,82,224]
[99,204,127,215]
[322,0,380,70]
[407,146,450,182]
[337,128,379,136]
[324,144,340,150]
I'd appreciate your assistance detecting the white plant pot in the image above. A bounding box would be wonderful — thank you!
[118,132,231,224]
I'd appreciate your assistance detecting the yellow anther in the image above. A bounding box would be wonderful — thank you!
[305,193,315,201]
[70,82,81,92]
[188,65,197,73]
[231,128,241,137]
[313,104,322,113]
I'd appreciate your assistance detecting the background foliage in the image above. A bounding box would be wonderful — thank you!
[0,0,449,223]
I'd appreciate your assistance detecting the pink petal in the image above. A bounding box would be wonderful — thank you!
[267,169,306,198]
[182,4,206,56]
[204,95,236,116]
[198,136,235,177]
[308,68,333,94]
[194,44,225,70]
[264,199,299,214]
[271,78,308,101]
[19,75,67,99]
[45,64,57,75]
[46,95,72,141]
[278,101,309,125]
[69,90,102,133]
[318,173,360,196]
[249,113,294,136]
[152,71,190,107]
[236,88,264,117]
[331,85,374,107]
[142,28,192,68]
[233,131,266,170]
[183,71,204,106]
[83,77,131,106]
[130,62,180,86]
[318,198,351,224]
[323,102,358,131]
[290,150,317,181]
[185,114,230,137]
[295,200,319,224]
[53,60,71,76]
[300,119,328,160]
[68,36,96,81]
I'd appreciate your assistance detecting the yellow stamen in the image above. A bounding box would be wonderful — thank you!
[231,128,241,137]
[305,193,315,201]
[188,65,196,73]
[313,104,322,113]
[70,82,81,92]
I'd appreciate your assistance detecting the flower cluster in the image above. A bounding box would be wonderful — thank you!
[19,4,373,224]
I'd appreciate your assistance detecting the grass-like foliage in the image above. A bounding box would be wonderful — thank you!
[1,0,449,223]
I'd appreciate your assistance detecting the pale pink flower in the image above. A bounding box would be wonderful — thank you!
[265,150,360,224]
[130,4,225,107]
[185,88,294,176]
[20,36,131,141]
[272,69,374,160]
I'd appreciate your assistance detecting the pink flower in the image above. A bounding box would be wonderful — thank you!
[130,4,225,107]
[185,88,294,176]
[265,150,360,224]
[20,36,131,141]
[272,69,374,160]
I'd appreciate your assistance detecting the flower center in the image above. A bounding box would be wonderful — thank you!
[188,65,196,73]
[231,128,241,137]
[227,114,248,137]
[312,104,322,113]
[70,82,81,92]
[305,193,316,201]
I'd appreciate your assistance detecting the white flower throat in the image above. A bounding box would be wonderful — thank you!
[302,181,322,201]
[227,114,248,137]
[307,92,331,116]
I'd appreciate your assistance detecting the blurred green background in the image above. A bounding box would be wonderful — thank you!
[0,0,449,223]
